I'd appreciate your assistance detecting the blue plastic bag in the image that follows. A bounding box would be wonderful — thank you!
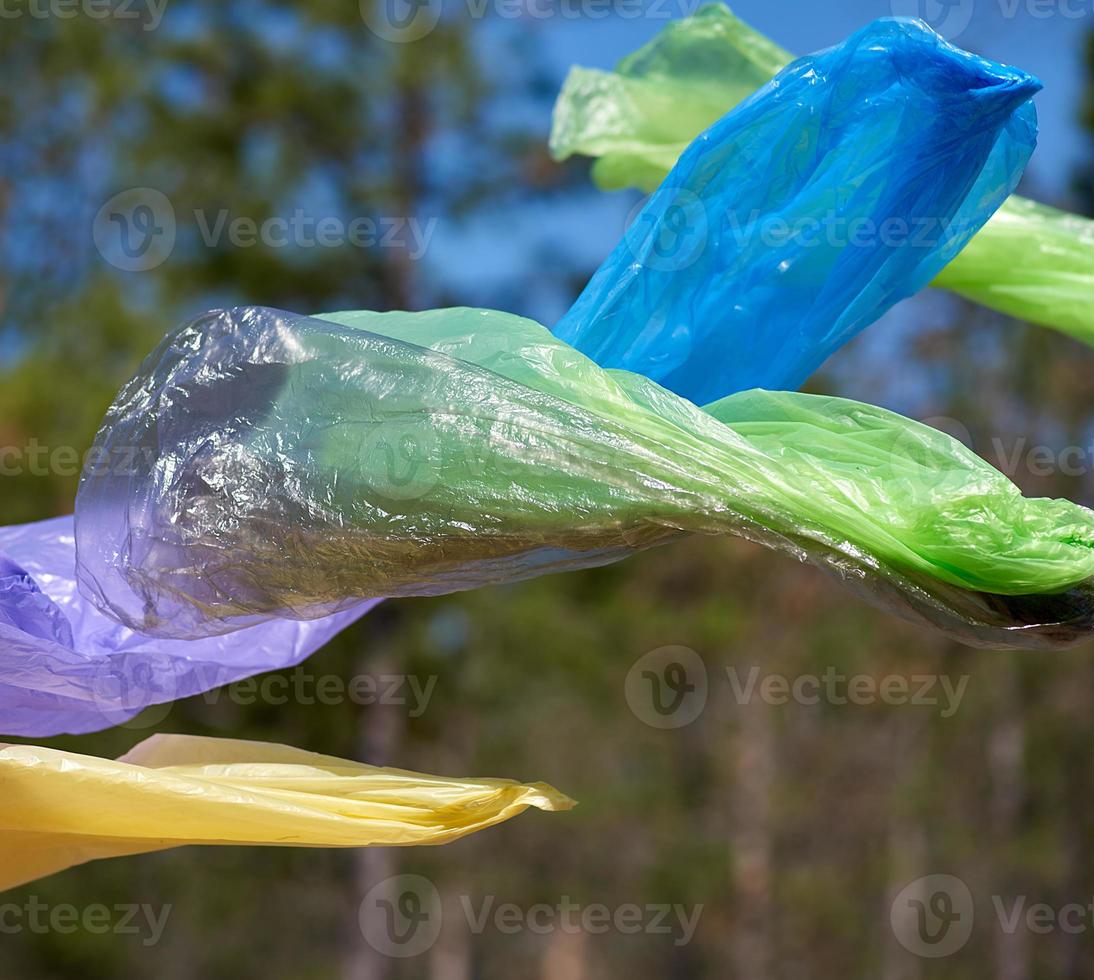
[554,18,1040,404]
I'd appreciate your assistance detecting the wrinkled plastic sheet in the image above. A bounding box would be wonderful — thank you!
[552,5,1094,348]
[554,16,1040,403]
[932,196,1094,346]
[0,734,573,891]
[74,305,1094,651]
[0,516,376,736]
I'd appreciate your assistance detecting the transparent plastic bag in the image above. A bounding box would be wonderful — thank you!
[552,5,1094,350]
[0,734,572,891]
[74,306,1094,649]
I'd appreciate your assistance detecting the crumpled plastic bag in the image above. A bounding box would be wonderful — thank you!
[932,196,1094,346]
[551,3,792,191]
[0,516,376,737]
[0,733,573,891]
[554,15,1044,400]
[552,5,1094,350]
[74,305,1094,650]
[553,16,1039,403]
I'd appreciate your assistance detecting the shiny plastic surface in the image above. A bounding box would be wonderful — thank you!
[933,196,1094,346]
[0,734,573,891]
[0,516,375,737]
[553,7,1094,353]
[550,3,791,191]
[75,305,1094,649]
[553,16,1040,404]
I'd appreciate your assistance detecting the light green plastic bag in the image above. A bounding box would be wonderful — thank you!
[76,306,1094,649]
[550,4,1094,346]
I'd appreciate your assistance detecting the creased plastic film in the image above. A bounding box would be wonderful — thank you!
[0,734,573,891]
[553,16,1039,403]
[552,6,1094,351]
[0,517,375,737]
[74,306,1094,650]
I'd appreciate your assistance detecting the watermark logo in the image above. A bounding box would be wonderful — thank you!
[87,655,179,730]
[623,197,973,277]
[893,875,1094,958]
[93,187,176,272]
[624,188,708,273]
[889,0,976,39]
[625,645,708,729]
[882,412,1094,482]
[356,419,442,504]
[93,191,435,273]
[893,0,1094,39]
[360,878,703,958]
[883,414,974,491]
[360,0,442,42]
[890,875,974,958]
[360,874,443,958]
[360,0,704,43]
[627,648,970,729]
[84,660,439,726]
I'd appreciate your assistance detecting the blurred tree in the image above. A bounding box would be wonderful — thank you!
[0,0,580,522]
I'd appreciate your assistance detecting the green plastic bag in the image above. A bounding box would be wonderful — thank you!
[76,306,1094,649]
[550,4,1094,346]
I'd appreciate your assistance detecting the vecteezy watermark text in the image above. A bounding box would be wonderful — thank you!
[891,874,1094,959]
[0,440,152,478]
[202,669,437,717]
[890,0,1092,41]
[0,0,167,30]
[360,0,703,44]
[726,666,968,719]
[93,188,436,272]
[459,894,702,946]
[192,210,435,258]
[619,190,980,274]
[358,875,703,958]
[0,897,171,946]
[92,662,439,731]
[625,647,971,729]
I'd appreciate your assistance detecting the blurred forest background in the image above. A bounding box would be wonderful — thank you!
[2,1,1094,978]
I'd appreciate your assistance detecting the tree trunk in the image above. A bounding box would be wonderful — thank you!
[343,613,407,980]
[729,658,775,980]
[988,658,1028,980]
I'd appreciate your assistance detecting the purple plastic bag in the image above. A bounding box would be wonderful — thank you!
[0,517,375,736]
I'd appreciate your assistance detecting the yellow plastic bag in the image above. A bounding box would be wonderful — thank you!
[0,734,574,892]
